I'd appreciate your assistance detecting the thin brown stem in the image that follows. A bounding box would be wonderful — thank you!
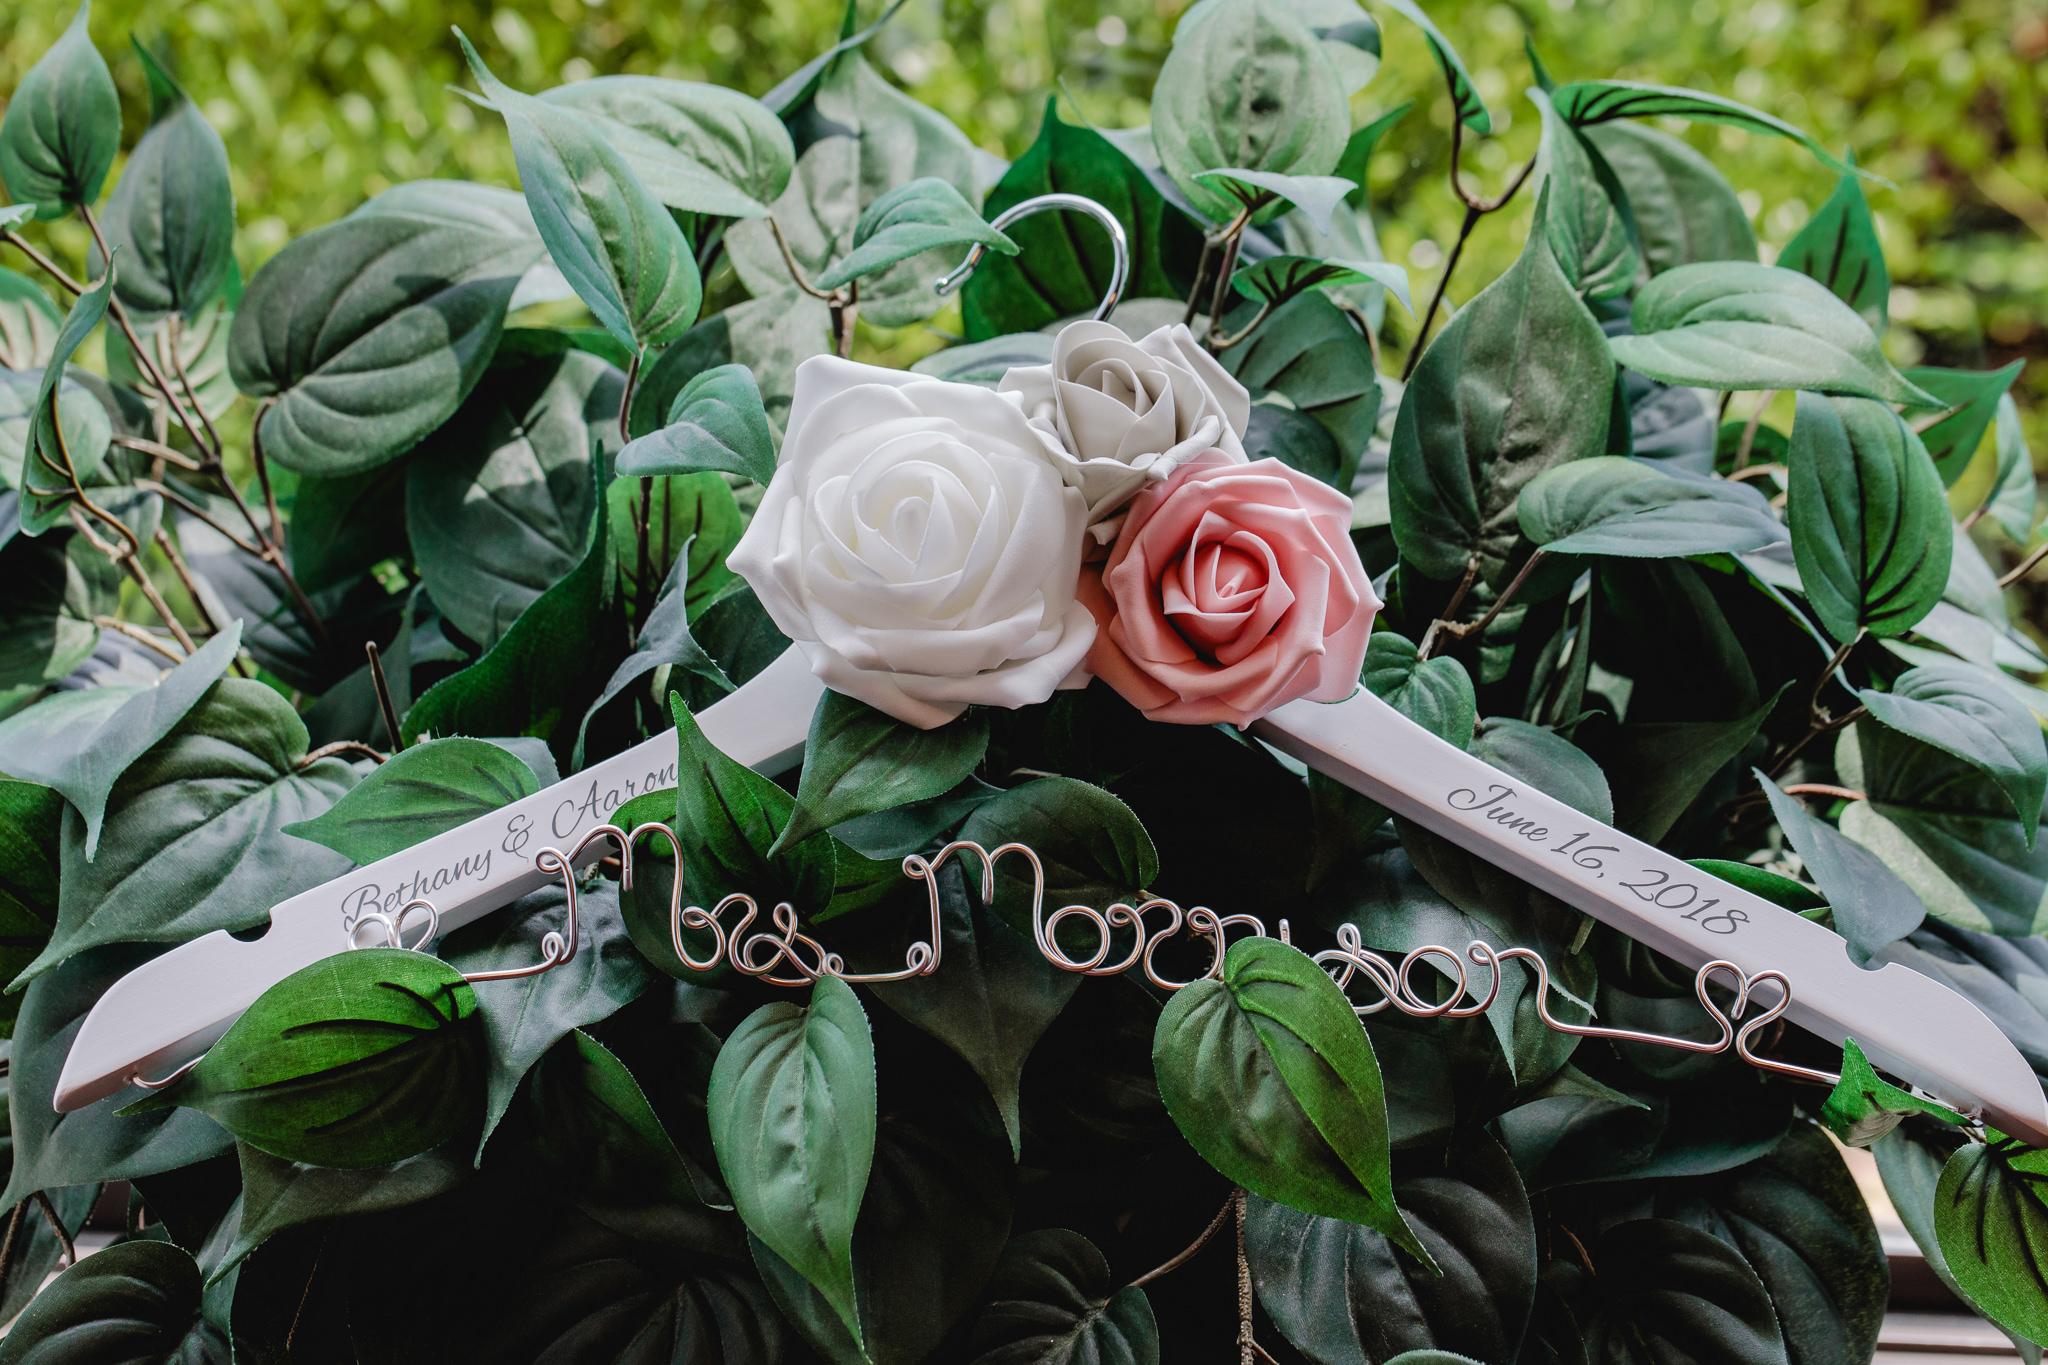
[1403,202,1481,381]
[32,1190,75,1270]
[2000,539,2048,588]
[124,556,199,655]
[111,434,205,472]
[285,1234,327,1354]
[153,528,232,642]
[94,614,185,661]
[830,278,859,360]
[1764,633,1868,778]
[165,314,225,460]
[0,228,84,294]
[303,740,386,765]
[0,1201,27,1293]
[1203,207,1255,333]
[366,641,404,751]
[1733,390,1777,470]
[1235,1187,1254,1365]
[78,208,213,462]
[619,346,643,445]
[1183,236,1220,327]
[1207,299,1273,352]
[1437,550,1549,647]
[248,400,286,551]
[1418,553,1484,659]
[768,218,833,300]
[138,480,264,556]
[1782,782,1867,802]
[1725,463,1785,485]
[1127,1191,1236,1289]
[1961,503,1988,533]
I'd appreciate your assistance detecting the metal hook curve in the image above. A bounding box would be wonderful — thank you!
[935,192,1130,321]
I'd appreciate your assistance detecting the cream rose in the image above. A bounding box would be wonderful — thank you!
[728,355,1095,730]
[999,320,1252,536]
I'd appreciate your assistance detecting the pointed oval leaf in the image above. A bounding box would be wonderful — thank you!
[1232,254,1413,315]
[1361,629,1476,749]
[132,948,484,1169]
[1787,391,1951,642]
[1935,1139,2048,1345]
[813,176,1015,291]
[94,46,234,319]
[222,1139,470,1281]
[281,736,544,865]
[1377,0,1490,132]
[1151,0,1350,223]
[1777,167,1887,332]
[1519,456,1785,559]
[708,975,876,1347]
[1822,1037,1965,1148]
[0,527,120,689]
[1530,88,1639,301]
[17,265,115,536]
[1859,663,2048,837]
[1584,1218,1789,1365]
[1582,121,1755,276]
[1985,394,2037,544]
[1552,81,1854,175]
[539,75,795,216]
[0,1239,224,1365]
[0,3,120,218]
[460,37,700,352]
[1195,168,1358,234]
[0,265,63,368]
[1757,771,1924,962]
[1908,360,2025,487]
[667,691,836,917]
[1612,262,1935,406]
[1154,936,1430,1265]
[965,1229,1159,1365]
[778,688,989,854]
[616,362,776,486]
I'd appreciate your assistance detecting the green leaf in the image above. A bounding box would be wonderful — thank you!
[93,44,234,319]
[0,1184,95,1326]
[227,202,538,477]
[813,176,1014,291]
[617,362,776,486]
[1787,391,1951,642]
[280,737,542,865]
[1376,0,1490,132]
[405,348,622,648]
[962,100,1204,341]
[1935,1138,2048,1345]
[1583,121,1756,276]
[1154,936,1429,1265]
[1362,629,1476,749]
[460,34,700,351]
[526,1027,719,1227]
[1474,717,1614,823]
[1150,0,1350,223]
[1601,688,1781,846]
[959,776,1159,938]
[574,544,735,764]
[537,75,795,216]
[442,878,656,1153]
[1859,662,2048,838]
[1519,456,1784,559]
[1986,393,2038,544]
[1689,859,1826,913]
[709,975,876,1347]
[777,690,989,855]
[1611,262,1936,405]
[963,1229,1159,1365]
[105,283,239,425]
[1822,1037,1964,1147]
[1551,80,1855,176]
[220,1138,469,1281]
[17,263,114,537]
[1194,168,1359,234]
[1231,253,1413,315]
[0,1239,226,1365]
[0,780,60,1033]
[1218,289,1384,491]
[1575,1218,1788,1364]
[0,265,62,368]
[1530,88,1639,301]
[1248,1132,1536,1364]
[285,461,409,596]
[130,948,484,1169]
[604,466,742,620]
[1909,360,2025,487]
[1390,185,1614,583]
[402,468,625,773]
[727,50,979,329]
[0,527,121,689]
[1776,165,1888,332]
[1757,770,1923,961]
[0,624,240,860]
[0,3,120,218]
[668,690,836,915]
[0,368,109,506]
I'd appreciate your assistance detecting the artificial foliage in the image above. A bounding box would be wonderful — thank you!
[0,2,2046,1363]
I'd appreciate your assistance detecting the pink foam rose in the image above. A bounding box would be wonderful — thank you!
[1079,452,1378,726]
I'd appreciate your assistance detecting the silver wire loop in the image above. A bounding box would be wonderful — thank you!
[934,192,1130,321]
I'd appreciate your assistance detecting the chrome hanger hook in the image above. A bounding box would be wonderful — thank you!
[935,192,1130,322]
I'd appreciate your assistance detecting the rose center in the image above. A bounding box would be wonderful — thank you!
[1162,537,1273,657]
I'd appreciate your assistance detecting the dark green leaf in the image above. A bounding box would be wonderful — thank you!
[0,3,120,218]
[617,362,776,486]
[0,265,62,368]
[1859,662,2048,837]
[1985,395,2037,544]
[1612,263,1935,406]
[778,690,988,855]
[93,44,234,319]
[1151,0,1350,223]
[668,689,835,915]
[1757,771,1923,961]
[814,176,1014,291]
[962,102,1203,340]
[1248,1132,1536,1365]
[1908,360,2025,487]
[1473,716,1614,823]
[1606,690,1779,843]
[1362,629,1477,749]
[604,465,742,620]
[228,199,538,477]
[964,1228,1158,1365]
[574,544,735,764]
[0,527,120,689]
[402,470,624,772]
[1787,391,1951,642]
[0,1239,226,1365]
[1,943,233,1208]
[460,35,700,351]
[709,975,876,1346]
[1231,254,1412,314]
[1378,0,1490,132]
[0,1184,95,1325]
[16,264,114,537]
[1194,168,1358,233]
[221,1137,470,1279]
[536,75,795,216]
[1154,936,1429,1264]
[1553,81,1853,175]
[1583,122,1757,277]
[0,780,60,1034]
[1390,185,1614,583]
[1689,859,1826,913]
[281,737,542,865]
[285,459,411,595]
[130,948,484,1169]
[1822,1038,1963,1147]
[959,776,1159,940]
[1530,88,1639,301]
[1218,288,1382,491]
[1519,456,1784,559]
[1577,1218,1788,1365]
[1776,166,1887,332]
[442,877,657,1150]
[1935,1138,2048,1345]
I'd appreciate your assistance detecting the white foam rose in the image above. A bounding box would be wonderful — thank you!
[728,355,1095,730]
[999,320,1252,537]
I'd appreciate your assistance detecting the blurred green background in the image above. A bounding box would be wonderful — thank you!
[4,0,2046,550]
